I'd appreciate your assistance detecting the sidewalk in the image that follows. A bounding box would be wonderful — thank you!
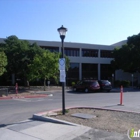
[1,103,137,140]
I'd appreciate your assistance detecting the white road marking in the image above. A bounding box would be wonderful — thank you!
[13,98,45,102]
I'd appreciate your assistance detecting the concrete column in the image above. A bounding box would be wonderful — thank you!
[98,49,100,58]
[79,63,82,80]
[98,63,100,80]
[79,48,82,57]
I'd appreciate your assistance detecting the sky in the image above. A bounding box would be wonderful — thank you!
[0,0,140,45]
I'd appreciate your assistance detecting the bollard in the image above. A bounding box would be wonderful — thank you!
[15,83,18,94]
[118,85,124,106]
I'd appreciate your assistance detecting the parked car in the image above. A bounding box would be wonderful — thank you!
[98,80,112,92]
[73,80,100,93]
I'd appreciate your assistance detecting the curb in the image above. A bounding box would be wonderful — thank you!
[33,113,78,126]
[0,94,49,100]
[32,106,140,125]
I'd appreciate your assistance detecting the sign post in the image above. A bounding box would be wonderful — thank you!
[59,58,66,115]
[47,81,50,88]
[15,83,18,94]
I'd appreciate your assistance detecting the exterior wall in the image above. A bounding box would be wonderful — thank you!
[27,39,115,81]
[115,69,140,85]
[0,38,128,84]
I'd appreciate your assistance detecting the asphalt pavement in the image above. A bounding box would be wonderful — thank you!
[0,87,140,140]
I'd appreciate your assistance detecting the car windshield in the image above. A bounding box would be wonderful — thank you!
[90,81,98,86]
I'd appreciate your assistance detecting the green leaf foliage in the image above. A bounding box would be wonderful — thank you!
[0,35,44,85]
[28,50,59,81]
[111,33,140,73]
[0,51,7,76]
[27,50,60,90]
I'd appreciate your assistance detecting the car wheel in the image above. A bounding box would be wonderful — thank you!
[84,88,89,93]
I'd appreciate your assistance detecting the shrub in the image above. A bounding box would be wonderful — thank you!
[71,82,76,86]
[121,80,130,87]
[114,80,130,87]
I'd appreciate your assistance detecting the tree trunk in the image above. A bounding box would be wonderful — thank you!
[44,78,46,91]
[27,80,30,89]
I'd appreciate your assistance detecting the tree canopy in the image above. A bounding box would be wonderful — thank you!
[28,50,59,82]
[27,50,70,90]
[0,35,70,87]
[0,36,49,85]
[111,33,140,73]
[0,51,7,76]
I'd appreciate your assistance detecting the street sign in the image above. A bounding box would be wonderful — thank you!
[59,58,65,70]
[60,70,66,82]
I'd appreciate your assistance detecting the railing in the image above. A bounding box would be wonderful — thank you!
[0,88,8,97]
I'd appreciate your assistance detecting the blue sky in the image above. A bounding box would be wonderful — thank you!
[0,0,140,45]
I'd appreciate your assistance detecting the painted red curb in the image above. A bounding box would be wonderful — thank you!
[0,97,12,100]
[0,94,48,100]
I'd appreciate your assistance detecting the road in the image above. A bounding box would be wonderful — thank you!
[0,89,140,126]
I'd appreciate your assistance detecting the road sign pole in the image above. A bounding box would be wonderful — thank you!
[61,38,65,115]
[57,25,67,115]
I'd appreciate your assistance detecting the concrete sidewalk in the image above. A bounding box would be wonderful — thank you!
[0,119,128,140]
[0,119,91,140]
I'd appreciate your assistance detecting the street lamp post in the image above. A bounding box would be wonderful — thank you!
[57,25,67,115]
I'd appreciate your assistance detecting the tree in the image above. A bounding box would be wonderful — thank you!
[111,33,140,73]
[0,51,7,76]
[27,50,60,90]
[0,35,43,86]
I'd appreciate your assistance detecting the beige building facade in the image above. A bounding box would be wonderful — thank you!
[0,38,138,85]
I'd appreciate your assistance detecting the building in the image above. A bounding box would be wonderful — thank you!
[0,38,138,85]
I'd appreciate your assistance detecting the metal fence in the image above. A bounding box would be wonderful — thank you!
[0,88,8,97]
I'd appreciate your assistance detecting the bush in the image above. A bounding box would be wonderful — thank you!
[71,82,76,86]
[114,80,130,87]
[121,80,130,87]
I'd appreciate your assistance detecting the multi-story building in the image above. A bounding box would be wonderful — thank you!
[1,38,138,85]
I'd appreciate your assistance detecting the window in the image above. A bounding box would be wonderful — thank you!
[40,46,59,52]
[64,48,79,57]
[82,63,98,79]
[82,49,98,57]
[67,63,79,85]
[100,64,112,80]
[100,50,113,58]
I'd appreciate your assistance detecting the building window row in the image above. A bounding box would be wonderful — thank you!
[64,48,79,57]
[82,49,98,57]
[40,46,114,58]
[100,50,113,58]
[41,46,59,52]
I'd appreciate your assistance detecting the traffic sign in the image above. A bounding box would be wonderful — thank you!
[59,58,65,70]
[60,70,66,82]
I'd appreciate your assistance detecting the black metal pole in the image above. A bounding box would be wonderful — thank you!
[61,37,65,115]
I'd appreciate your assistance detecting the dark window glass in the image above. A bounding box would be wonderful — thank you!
[64,48,79,57]
[100,64,112,80]
[82,49,98,57]
[40,46,59,52]
[67,63,79,85]
[100,50,113,58]
[82,63,98,79]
